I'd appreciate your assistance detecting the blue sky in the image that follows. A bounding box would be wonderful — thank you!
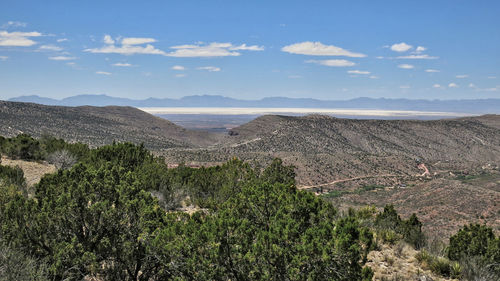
[0,0,499,100]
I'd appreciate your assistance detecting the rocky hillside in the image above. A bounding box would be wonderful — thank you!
[164,114,500,186]
[0,101,222,149]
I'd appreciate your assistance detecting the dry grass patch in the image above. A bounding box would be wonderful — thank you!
[1,156,56,186]
[367,242,459,281]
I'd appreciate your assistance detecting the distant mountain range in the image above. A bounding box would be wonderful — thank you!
[7,94,500,113]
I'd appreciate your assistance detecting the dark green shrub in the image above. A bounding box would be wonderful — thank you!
[375,205,425,249]
[448,224,500,278]
[0,164,26,188]
[448,224,495,260]
[2,134,43,160]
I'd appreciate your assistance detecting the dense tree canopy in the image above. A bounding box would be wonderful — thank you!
[0,142,377,280]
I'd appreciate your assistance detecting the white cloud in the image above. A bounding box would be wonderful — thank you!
[1,21,27,28]
[57,38,68,42]
[390,42,412,52]
[433,84,442,88]
[375,56,384,59]
[448,83,459,88]
[112,62,133,67]
[468,83,476,88]
[171,65,185,71]
[0,31,42,46]
[369,75,379,79]
[121,37,156,45]
[0,55,7,61]
[230,44,264,51]
[96,71,112,75]
[425,69,440,73]
[49,56,75,61]
[197,66,221,72]
[167,42,263,57]
[175,73,186,78]
[473,86,498,92]
[398,64,414,69]
[481,87,498,92]
[306,59,356,67]
[400,85,410,89]
[396,54,438,59]
[86,37,263,57]
[456,74,468,78]
[85,34,166,55]
[103,35,115,44]
[85,44,167,55]
[39,44,63,51]
[347,70,370,75]
[282,41,366,57]
[66,62,75,66]
[415,46,426,53]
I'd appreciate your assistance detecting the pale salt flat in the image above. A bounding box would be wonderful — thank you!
[139,107,472,117]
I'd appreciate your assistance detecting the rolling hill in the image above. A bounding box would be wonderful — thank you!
[163,114,500,186]
[0,100,222,149]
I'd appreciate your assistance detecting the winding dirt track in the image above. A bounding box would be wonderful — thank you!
[297,174,400,190]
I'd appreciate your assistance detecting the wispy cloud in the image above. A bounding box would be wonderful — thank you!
[121,37,156,45]
[1,21,27,28]
[175,73,186,78]
[478,87,498,92]
[288,75,302,79]
[414,46,426,53]
[0,55,7,61]
[396,54,438,59]
[400,85,410,89]
[167,42,263,57]
[398,64,414,69]
[474,86,498,92]
[48,56,75,61]
[448,83,459,88]
[369,75,379,79]
[487,76,497,79]
[96,71,112,75]
[229,44,263,51]
[112,62,133,67]
[171,65,185,71]
[433,84,442,88]
[39,44,63,51]
[306,59,356,67]
[456,74,468,78]
[347,70,370,75]
[86,36,263,57]
[390,42,412,52]
[103,35,114,44]
[197,66,221,72]
[282,41,366,57]
[425,69,440,73]
[56,38,68,42]
[0,31,42,46]
[85,34,167,55]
